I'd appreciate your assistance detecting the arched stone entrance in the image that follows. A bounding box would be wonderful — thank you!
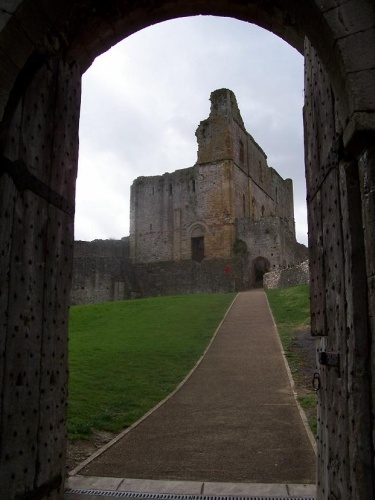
[0,2,374,499]
[253,256,271,286]
[190,226,206,263]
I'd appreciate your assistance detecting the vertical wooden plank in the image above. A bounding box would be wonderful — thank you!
[304,38,353,499]
[304,40,327,499]
[357,146,375,499]
[0,95,22,439]
[0,57,56,496]
[0,176,16,442]
[0,51,81,499]
[320,165,349,499]
[36,58,80,492]
[0,189,47,493]
[304,39,329,339]
[341,158,373,499]
[305,37,374,500]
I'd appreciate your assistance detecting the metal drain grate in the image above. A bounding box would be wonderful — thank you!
[65,489,315,500]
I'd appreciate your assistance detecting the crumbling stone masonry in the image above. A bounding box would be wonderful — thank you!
[71,89,306,305]
[263,260,310,289]
[129,89,306,284]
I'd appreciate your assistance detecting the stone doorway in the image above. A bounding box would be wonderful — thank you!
[191,236,204,262]
[253,256,270,287]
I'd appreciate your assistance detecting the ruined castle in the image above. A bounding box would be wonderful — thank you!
[71,89,306,304]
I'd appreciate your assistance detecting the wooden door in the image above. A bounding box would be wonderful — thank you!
[304,40,374,499]
[0,51,81,499]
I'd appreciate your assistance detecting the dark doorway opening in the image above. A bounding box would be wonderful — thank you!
[253,256,270,286]
[191,236,204,262]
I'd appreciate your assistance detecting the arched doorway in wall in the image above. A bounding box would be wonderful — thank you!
[188,223,209,262]
[0,2,374,499]
[253,256,271,286]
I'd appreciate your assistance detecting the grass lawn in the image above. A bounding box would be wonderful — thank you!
[266,284,317,435]
[266,284,310,365]
[68,293,235,439]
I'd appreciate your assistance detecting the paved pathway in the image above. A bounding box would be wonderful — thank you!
[69,290,316,487]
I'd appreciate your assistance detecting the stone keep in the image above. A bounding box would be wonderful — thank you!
[130,89,302,275]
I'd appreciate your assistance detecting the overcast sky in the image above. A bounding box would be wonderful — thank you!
[76,16,307,245]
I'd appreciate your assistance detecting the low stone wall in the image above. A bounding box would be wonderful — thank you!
[71,239,248,305]
[70,238,138,305]
[263,260,310,289]
[133,257,246,298]
[71,237,307,304]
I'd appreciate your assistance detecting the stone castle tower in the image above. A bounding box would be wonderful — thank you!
[129,89,303,280]
[71,89,306,305]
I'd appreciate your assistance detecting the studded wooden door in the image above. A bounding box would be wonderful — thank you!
[304,41,374,500]
[0,51,81,499]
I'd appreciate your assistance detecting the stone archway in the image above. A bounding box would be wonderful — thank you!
[190,225,206,262]
[253,256,271,286]
[0,2,374,499]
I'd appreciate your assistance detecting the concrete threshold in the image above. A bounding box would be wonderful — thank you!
[65,475,316,499]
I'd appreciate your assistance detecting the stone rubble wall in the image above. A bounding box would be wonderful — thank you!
[71,239,247,304]
[70,238,137,305]
[133,257,246,298]
[263,260,310,289]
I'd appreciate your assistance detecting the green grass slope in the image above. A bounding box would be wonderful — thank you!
[266,284,317,434]
[68,293,236,439]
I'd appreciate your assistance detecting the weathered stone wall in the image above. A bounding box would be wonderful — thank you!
[129,161,236,263]
[263,260,309,289]
[195,88,295,236]
[72,226,305,301]
[72,244,248,302]
[130,89,297,266]
[133,257,246,297]
[71,240,252,303]
[236,217,306,273]
[130,168,195,263]
[70,238,138,305]
[82,91,303,304]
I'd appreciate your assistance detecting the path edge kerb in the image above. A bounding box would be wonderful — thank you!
[68,293,240,477]
[264,293,317,455]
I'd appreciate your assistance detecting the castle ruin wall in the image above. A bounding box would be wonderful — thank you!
[73,89,305,304]
[263,260,310,289]
[133,257,246,298]
[70,238,137,305]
